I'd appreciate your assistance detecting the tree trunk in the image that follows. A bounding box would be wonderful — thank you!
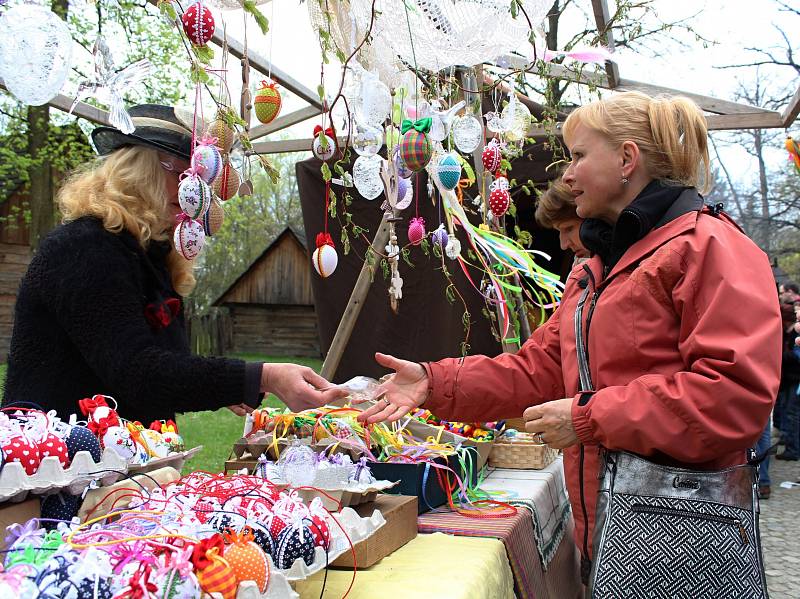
[754,128,771,256]
[26,105,54,251]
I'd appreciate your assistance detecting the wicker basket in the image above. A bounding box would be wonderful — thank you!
[488,433,558,470]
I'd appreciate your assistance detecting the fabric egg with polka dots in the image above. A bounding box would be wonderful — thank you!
[37,432,70,467]
[1,432,41,475]
[65,424,102,462]
[41,491,81,524]
[225,538,270,593]
[248,522,276,557]
[274,522,316,569]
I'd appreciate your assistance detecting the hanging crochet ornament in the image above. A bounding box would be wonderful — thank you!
[431,225,449,248]
[312,233,338,278]
[355,70,392,127]
[408,217,426,245]
[452,113,483,154]
[501,95,532,142]
[352,154,384,200]
[445,237,462,260]
[174,215,206,260]
[205,115,236,152]
[191,139,223,184]
[352,121,383,157]
[0,4,73,106]
[202,198,225,236]
[400,118,433,172]
[212,162,240,202]
[181,1,216,46]
[436,154,461,191]
[178,173,212,219]
[312,125,337,162]
[482,139,502,173]
[254,80,282,124]
[223,528,270,593]
[489,187,511,217]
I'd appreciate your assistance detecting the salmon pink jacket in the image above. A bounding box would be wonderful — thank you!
[422,192,782,564]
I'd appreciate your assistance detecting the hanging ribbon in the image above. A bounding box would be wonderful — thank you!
[400,117,432,134]
[313,124,335,138]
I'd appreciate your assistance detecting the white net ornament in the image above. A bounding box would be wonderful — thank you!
[348,0,551,73]
[352,122,384,157]
[502,97,532,141]
[0,4,73,106]
[452,114,483,154]
[355,70,392,127]
[353,154,384,200]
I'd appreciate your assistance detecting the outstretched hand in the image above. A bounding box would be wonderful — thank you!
[357,353,429,424]
[261,363,348,412]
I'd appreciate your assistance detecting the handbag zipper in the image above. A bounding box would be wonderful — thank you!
[631,503,750,545]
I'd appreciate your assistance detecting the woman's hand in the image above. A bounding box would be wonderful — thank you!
[523,398,579,449]
[357,353,429,424]
[261,363,348,412]
[226,404,254,417]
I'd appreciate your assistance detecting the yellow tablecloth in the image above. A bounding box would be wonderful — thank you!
[295,532,515,598]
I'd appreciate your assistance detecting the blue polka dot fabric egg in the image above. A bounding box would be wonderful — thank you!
[41,492,81,527]
[65,425,102,462]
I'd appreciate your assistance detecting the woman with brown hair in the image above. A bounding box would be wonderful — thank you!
[535,177,589,259]
[3,105,345,425]
[360,91,781,594]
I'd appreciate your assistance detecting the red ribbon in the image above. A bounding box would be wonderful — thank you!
[144,297,181,330]
[118,566,158,599]
[191,534,225,570]
[78,395,108,417]
[87,412,120,438]
[313,125,335,138]
[315,232,334,249]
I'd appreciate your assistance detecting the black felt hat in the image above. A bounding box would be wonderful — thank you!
[91,104,198,160]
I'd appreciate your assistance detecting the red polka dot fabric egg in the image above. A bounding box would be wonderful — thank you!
[182,1,215,46]
[37,432,70,467]
[1,433,41,475]
[489,187,511,217]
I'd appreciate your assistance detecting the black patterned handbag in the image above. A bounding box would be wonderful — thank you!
[573,279,769,599]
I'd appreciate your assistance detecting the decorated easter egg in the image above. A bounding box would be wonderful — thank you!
[100,426,137,461]
[254,81,282,124]
[204,116,236,152]
[191,143,222,184]
[393,147,413,179]
[489,187,511,217]
[431,226,449,248]
[174,217,206,260]
[41,491,81,523]
[312,128,337,162]
[312,233,338,278]
[274,524,316,568]
[400,130,432,172]
[140,428,171,458]
[65,424,102,462]
[37,432,70,467]
[181,1,215,46]
[202,199,225,237]
[178,174,212,219]
[212,163,239,202]
[482,140,502,173]
[1,432,40,475]
[408,216,426,245]
[225,539,269,592]
[436,154,461,190]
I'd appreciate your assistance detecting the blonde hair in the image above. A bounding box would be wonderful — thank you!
[535,178,578,229]
[563,91,710,193]
[57,145,196,296]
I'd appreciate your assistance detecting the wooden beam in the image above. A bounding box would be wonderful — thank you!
[590,0,620,88]
[705,112,784,130]
[250,136,347,154]
[782,84,800,127]
[248,105,322,141]
[0,79,111,126]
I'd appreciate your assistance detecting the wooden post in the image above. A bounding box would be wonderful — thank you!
[320,213,391,380]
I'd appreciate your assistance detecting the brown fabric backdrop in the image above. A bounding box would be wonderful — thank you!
[296,141,569,383]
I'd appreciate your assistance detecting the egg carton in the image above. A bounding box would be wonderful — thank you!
[295,479,398,512]
[207,506,386,598]
[126,445,203,475]
[0,448,129,503]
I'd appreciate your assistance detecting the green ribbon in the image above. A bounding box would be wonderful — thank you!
[400,117,432,135]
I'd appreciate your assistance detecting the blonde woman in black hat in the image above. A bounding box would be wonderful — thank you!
[3,105,346,424]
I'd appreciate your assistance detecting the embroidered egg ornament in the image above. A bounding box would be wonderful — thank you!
[408,217,426,245]
[100,425,138,461]
[178,174,212,219]
[139,428,171,458]
[489,187,511,217]
[224,530,270,592]
[254,80,282,124]
[482,140,502,173]
[203,199,225,237]
[174,216,206,260]
[191,142,222,184]
[436,154,461,190]
[312,233,338,278]
[312,126,337,162]
[212,162,240,202]
[181,1,215,46]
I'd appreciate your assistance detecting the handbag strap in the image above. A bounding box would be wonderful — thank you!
[573,275,594,392]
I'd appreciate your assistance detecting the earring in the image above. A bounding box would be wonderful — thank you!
[621,177,629,184]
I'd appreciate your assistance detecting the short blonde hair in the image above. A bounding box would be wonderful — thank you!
[535,178,578,229]
[57,146,196,295]
[563,91,710,193]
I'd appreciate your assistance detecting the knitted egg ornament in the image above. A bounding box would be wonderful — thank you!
[1,432,41,475]
[489,187,511,217]
[312,233,338,278]
[191,143,223,184]
[203,199,225,237]
[178,174,212,219]
[482,140,502,173]
[408,217,426,245]
[436,154,461,190]
[181,1,215,46]
[254,81,282,124]
[212,162,240,202]
[224,530,270,592]
[205,116,236,152]
[65,424,102,462]
[400,130,432,172]
[174,216,206,260]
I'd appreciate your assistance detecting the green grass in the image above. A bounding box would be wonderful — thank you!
[0,363,5,395]
[178,354,322,473]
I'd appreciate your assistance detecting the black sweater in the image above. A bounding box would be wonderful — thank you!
[3,217,262,424]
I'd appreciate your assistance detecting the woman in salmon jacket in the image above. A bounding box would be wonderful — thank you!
[359,91,782,580]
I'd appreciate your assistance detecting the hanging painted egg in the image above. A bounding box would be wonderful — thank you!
[174,217,206,260]
[400,130,432,172]
[191,143,222,184]
[436,154,461,190]
[482,140,502,173]
[211,162,240,201]
[431,226,449,248]
[178,174,212,219]
[312,233,338,278]
[254,80,282,124]
[204,116,236,152]
[202,199,225,236]
[312,126,337,162]
[408,217,426,245]
[181,1,215,46]
[489,187,511,217]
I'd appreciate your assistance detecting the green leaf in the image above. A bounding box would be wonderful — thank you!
[321,162,332,182]
[510,0,519,18]
[192,44,214,65]
[242,0,269,35]
[401,248,414,268]
[190,62,211,85]
[335,48,347,63]
[158,0,177,22]
[317,84,326,100]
